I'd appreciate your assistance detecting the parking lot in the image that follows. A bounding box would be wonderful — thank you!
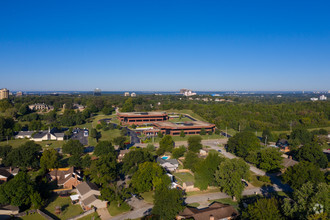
[70,128,88,145]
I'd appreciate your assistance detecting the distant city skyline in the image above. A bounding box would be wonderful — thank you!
[1,0,329,91]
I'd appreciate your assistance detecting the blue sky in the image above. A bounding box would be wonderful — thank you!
[0,0,329,91]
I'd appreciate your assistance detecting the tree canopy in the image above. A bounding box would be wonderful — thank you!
[40,148,60,170]
[62,139,84,155]
[159,135,174,153]
[94,141,115,157]
[296,143,328,168]
[121,148,153,175]
[227,131,260,158]
[243,197,283,220]
[187,135,203,153]
[215,158,250,200]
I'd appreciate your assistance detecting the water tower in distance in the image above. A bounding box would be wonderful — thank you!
[94,88,101,96]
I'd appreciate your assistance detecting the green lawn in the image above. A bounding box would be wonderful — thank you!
[107,201,131,216]
[166,109,207,121]
[44,195,84,220]
[20,213,46,220]
[209,198,239,209]
[168,117,194,123]
[187,203,200,208]
[79,212,101,220]
[145,133,224,144]
[248,173,271,188]
[0,138,65,149]
[141,191,154,204]
[173,172,195,185]
[186,188,220,197]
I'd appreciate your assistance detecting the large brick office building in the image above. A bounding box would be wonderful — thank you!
[118,112,216,136]
[118,112,169,125]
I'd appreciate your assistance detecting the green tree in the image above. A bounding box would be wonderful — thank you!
[113,136,127,149]
[90,128,101,142]
[152,187,185,220]
[0,172,43,208]
[121,98,134,112]
[257,147,283,172]
[262,129,275,143]
[188,135,202,153]
[290,128,312,145]
[183,151,201,172]
[68,154,82,167]
[215,158,249,200]
[227,131,260,158]
[159,135,174,153]
[296,143,327,168]
[102,106,113,115]
[282,182,329,219]
[243,197,283,220]
[172,146,186,159]
[18,104,30,116]
[146,144,155,152]
[40,148,60,171]
[131,162,168,193]
[195,153,224,190]
[0,145,12,159]
[282,161,325,189]
[157,131,163,138]
[4,141,41,169]
[94,141,115,156]
[62,139,84,155]
[87,154,118,186]
[180,130,185,137]
[122,148,153,174]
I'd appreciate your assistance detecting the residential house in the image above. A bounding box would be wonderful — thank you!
[177,202,239,220]
[276,139,290,152]
[31,128,64,142]
[73,103,85,111]
[0,167,19,183]
[281,157,298,172]
[118,149,130,162]
[182,182,195,192]
[49,167,82,189]
[199,148,210,156]
[28,103,54,111]
[157,158,179,172]
[15,131,34,139]
[0,205,19,216]
[75,182,107,210]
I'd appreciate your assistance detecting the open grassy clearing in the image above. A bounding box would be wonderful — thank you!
[187,203,200,208]
[185,188,220,197]
[141,191,154,204]
[107,201,131,216]
[173,172,195,186]
[79,212,101,220]
[0,138,65,149]
[165,109,207,121]
[209,198,239,209]
[19,213,46,220]
[43,195,83,220]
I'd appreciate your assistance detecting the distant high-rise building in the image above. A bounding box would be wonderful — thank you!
[124,92,130,97]
[0,88,9,100]
[319,95,327,101]
[94,88,101,96]
[131,92,136,97]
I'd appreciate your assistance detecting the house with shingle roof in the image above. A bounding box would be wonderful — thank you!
[0,167,19,183]
[177,202,239,220]
[31,128,64,142]
[49,167,82,189]
[75,182,107,210]
[157,157,179,172]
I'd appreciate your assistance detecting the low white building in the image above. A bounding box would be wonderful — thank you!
[31,128,64,142]
[157,158,179,172]
[320,95,327,100]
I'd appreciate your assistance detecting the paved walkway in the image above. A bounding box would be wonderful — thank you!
[97,207,111,220]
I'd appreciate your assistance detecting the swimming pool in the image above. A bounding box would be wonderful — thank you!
[161,156,169,160]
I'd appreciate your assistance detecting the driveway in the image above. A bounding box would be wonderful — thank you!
[97,207,111,220]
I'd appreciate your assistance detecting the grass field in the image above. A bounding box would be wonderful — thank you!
[107,201,131,216]
[20,213,46,220]
[44,195,84,220]
[168,117,193,123]
[141,191,154,204]
[186,188,220,197]
[166,109,207,121]
[187,203,200,208]
[79,212,101,220]
[248,173,271,188]
[173,172,195,185]
[209,198,239,208]
[145,133,224,144]
[0,138,65,149]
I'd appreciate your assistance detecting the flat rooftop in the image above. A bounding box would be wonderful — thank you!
[154,120,214,129]
[117,112,167,117]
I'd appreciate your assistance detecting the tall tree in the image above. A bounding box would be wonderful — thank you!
[122,148,153,174]
[296,143,327,168]
[187,135,202,153]
[282,161,325,189]
[94,141,115,157]
[87,154,118,186]
[159,135,174,153]
[172,146,186,159]
[257,147,283,172]
[152,186,185,220]
[227,131,260,158]
[40,148,60,170]
[131,162,168,193]
[282,182,329,219]
[183,151,201,172]
[243,197,283,220]
[121,98,134,112]
[62,139,84,155]
[195,153,224,190]
[290,128,312,145]
[215,158,249,200]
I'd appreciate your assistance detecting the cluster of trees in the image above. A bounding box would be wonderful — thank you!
[227,131,283,172]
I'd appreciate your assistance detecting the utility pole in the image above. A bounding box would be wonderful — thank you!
[225,127,227,138]
[265,135,267,146]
